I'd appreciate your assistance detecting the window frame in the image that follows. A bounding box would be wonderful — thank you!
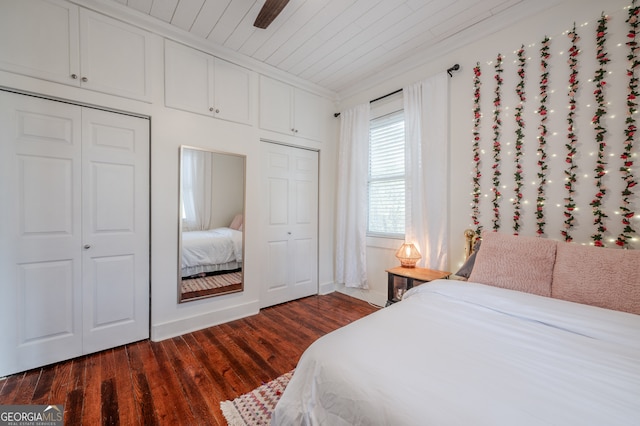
[367,96,406,240]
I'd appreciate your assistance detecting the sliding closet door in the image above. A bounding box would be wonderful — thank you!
[0,91,149,377]
[81,108,149,354]
[0,92,83,376]
[260,142,318,308]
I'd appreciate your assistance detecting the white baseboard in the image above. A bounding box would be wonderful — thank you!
[319,281,336,295]
[336,284,387,308]
[151,300,260,341]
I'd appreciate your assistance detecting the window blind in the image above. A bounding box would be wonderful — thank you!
[368,110,405,236]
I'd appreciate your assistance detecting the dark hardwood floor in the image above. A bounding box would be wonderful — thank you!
[0,292,379,425]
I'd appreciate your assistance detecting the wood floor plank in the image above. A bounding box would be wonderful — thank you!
[127,341,175,425]
[31,366,55,404]
[184,330,247,401]
[113,346,137,426]
[81,351,102,426]
[47,360,74,405]
[161,337,222,425]
[148,340,199,425]
[0,373,22,401]
[0,293,377,424]
[12,369,40,404]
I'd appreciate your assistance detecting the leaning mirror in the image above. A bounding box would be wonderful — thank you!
[178,146,245,302]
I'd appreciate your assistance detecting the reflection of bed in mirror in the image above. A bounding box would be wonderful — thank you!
[181,226,243,278]
[180,223,243,301]
[179,146,246,302]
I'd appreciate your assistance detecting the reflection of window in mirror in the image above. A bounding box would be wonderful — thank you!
[178,146,246,303]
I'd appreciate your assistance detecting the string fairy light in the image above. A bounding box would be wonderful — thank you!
[563,23,580,243]
[471,62,483,236]
[590,13,610,247]
[617,0,639,247]
[491,53,504,231]
[536,36,551,236]
[513,45,526,235]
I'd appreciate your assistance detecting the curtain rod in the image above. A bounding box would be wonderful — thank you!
[333,64,460,118]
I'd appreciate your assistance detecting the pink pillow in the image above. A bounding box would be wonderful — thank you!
[552,242,640,315]
[229,214,243,230]
[468,231,557,297]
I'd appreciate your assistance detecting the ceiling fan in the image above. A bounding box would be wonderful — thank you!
[253,0,290,29]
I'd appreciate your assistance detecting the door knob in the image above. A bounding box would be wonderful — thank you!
[84,244,91,249]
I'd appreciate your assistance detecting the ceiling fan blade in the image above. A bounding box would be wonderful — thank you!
[253,0,290,29]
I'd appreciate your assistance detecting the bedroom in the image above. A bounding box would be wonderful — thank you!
[0,0,638,424]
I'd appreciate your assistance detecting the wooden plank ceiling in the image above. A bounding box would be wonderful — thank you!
[108,0,563,96]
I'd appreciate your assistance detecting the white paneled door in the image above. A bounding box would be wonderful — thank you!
[260,142,318,308]
[81,108,149,354]
[0,91,149,376]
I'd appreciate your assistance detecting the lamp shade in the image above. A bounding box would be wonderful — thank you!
[395,243,421,268]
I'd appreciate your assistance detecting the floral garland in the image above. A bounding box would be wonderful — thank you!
[513,46,526,235]
[617,1,640,247]
[536,37,551,236]
[562,24,580,243]
[491,54,504,231]
[590,13,610,247]
[471,63,483,237]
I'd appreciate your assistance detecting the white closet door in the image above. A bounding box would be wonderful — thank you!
[0,91,83,376]
[0,92,149,377]
[81,108,149,354]
[260,142,318,308]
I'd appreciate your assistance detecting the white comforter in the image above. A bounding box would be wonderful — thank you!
[272,281,640,426]
[181,227,243,269]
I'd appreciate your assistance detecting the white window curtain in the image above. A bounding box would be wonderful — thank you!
[335,103,370,289]
[181,148,213,231]
[403,73,449,270]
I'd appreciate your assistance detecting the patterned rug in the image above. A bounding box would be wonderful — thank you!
[220,370,294,426]
[181,271,242,295]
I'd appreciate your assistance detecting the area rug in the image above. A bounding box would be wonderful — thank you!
[181,271,242,295]
[220,370,294,426]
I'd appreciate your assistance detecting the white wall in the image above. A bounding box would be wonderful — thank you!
[0,1,339,341]
[338,0,636,302]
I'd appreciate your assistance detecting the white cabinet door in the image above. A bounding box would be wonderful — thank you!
[0,1,150,102]
[259,75,325,141]
[0,91,149,377]
[259,75,294,135]
[260,142,318,308]
[294,88,324,142]
[165,40,213,115]
[213,58,252,124]
[80,9,151,102]
[164,40,252,124]
[0,0,80,86]
[81,108,149,354]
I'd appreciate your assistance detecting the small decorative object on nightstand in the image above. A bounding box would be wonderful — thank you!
[385,266,450,306]
[395,243,421,267]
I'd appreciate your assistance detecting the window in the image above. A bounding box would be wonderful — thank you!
[368,110,405,237]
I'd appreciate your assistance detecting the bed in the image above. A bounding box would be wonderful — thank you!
[181,226,243,278]
[272,231,640,425]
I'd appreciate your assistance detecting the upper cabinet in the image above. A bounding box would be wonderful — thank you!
[164,40,252,125]
[259,75,325,142]
[0,0,79,87]
[0,0,151,102]
[79,9,151,102]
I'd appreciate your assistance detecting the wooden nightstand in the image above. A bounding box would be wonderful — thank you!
[385,266,451,306]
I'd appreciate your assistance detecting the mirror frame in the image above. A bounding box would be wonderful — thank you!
[178,145,246,303]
